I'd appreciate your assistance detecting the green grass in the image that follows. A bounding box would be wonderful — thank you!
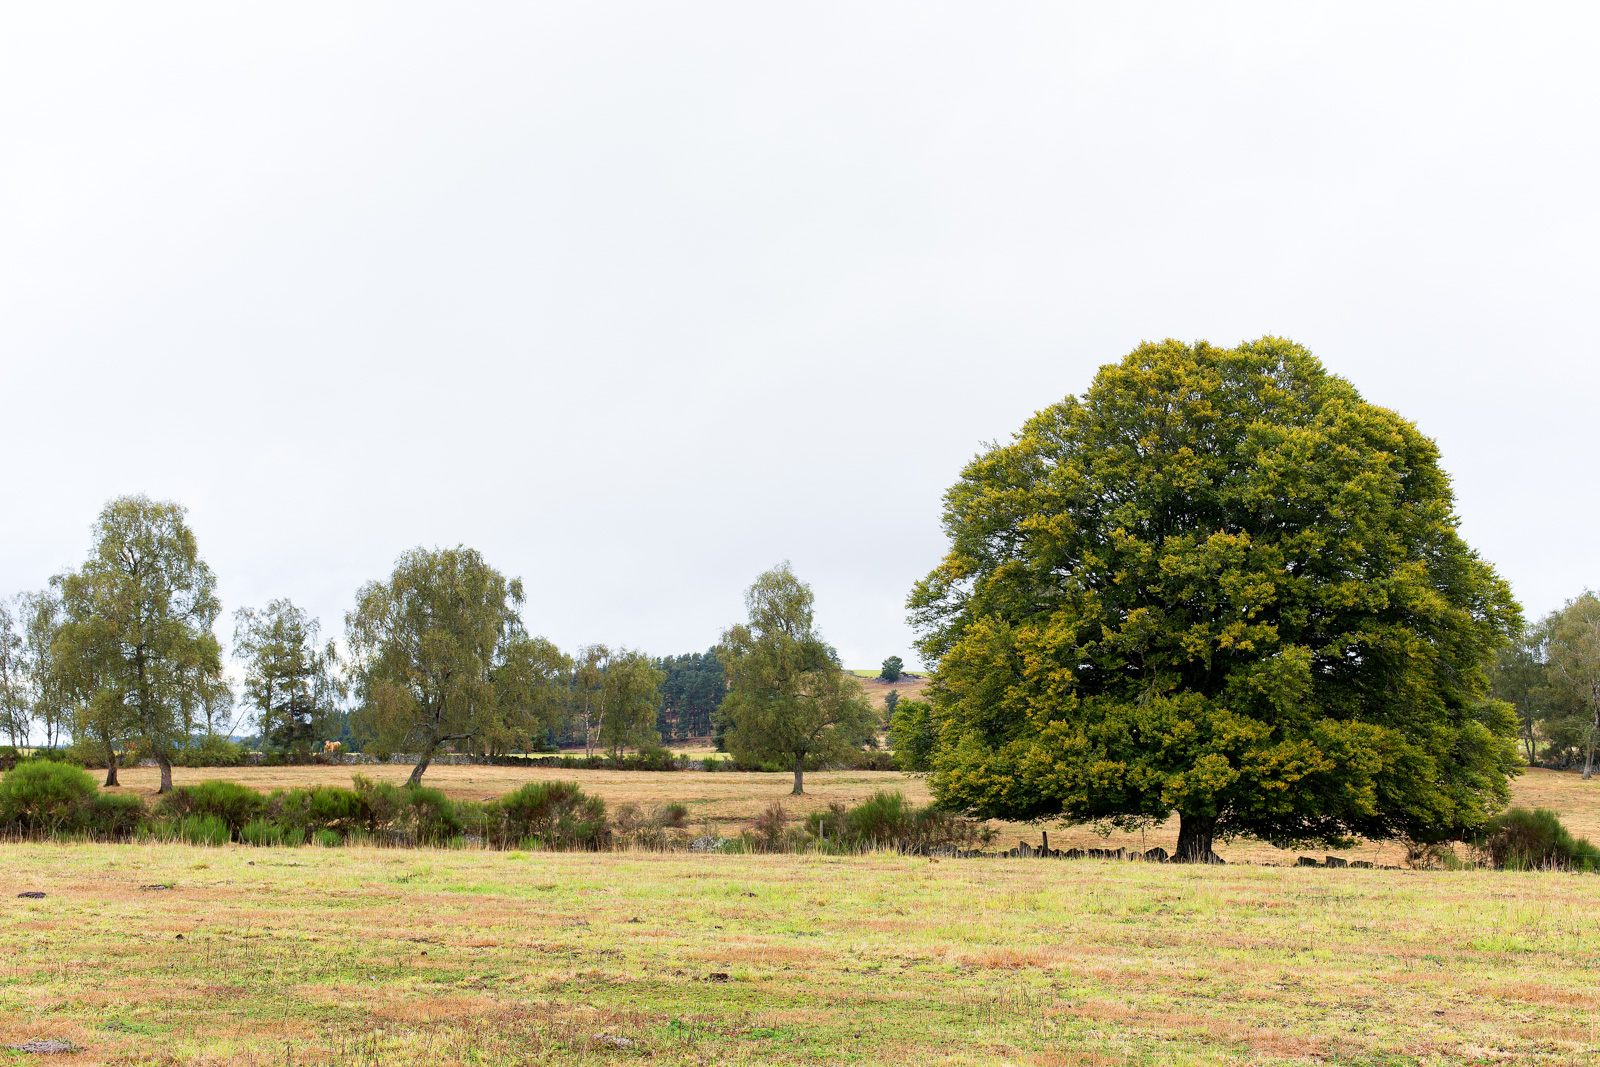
[4,842,1600,1064]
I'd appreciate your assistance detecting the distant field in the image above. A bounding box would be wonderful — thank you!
[99,765,1600,868]
[5,840,1600,1065]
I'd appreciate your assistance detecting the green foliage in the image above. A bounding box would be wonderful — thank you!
[654,649,725,740]
[53,495,229,792]
[909,338,1522,859]
[347,546,568,784]
[0,760,99,833]
[174,734,248,768]
[879,656,904,683]
[89,791,145,837]
[491,781,609,850]
[312,829,342,848]
[178,813,230,846]
[717,563,877,794]
[803,790,994,854]
[888,698,938,772]
[158,780,264,834]
[1542,593,1600,776]
[1477,807,1600,871]
[240,818,285,846]
[233,599,345,753]
[268,785,365,837]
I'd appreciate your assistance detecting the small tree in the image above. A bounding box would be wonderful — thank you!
[717,563,875,794]
[233,599,344,753]
[599,650,664,757]
[20,590,69,750]
[53,496,226,793]
[0,600,27,746]
[879,656,904,682]
[883,688,900,721]
[1492,628,1551,764]
[347,546,561,785]
[1545,593,1600,779]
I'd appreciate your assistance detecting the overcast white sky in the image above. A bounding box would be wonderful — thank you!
[2,3,1596,670]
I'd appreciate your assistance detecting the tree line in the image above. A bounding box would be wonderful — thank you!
[0,497,878,794]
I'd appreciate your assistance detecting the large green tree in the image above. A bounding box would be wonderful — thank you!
[718,563,876,794]
[909,338,1521,860]
[347,546,564,785]
[233,599,345,753]
[53,496,227,793]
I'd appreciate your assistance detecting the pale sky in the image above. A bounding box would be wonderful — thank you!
[3,3,1596,670]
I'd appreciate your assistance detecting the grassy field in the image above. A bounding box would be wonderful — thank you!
[97,766,1600,868]
[4,838,1600,1065]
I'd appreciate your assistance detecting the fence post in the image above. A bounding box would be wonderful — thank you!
[1042,830,1048,856]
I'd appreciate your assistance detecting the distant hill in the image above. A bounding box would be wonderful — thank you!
[850,670,930,714]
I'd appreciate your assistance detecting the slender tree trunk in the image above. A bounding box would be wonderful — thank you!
[104,748,119,788]
[1174,813,1217,863]
[408,741,435,788]
[792,755,804,795]
[157,751,173,794]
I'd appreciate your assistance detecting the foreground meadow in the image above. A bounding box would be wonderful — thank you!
[4,843,1600,1065]
[101,766,1600,867]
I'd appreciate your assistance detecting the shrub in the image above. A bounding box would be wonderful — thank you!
[178,814,230,846]
[0,761,100,834]
[804,790,993,854]
[174,735,247,768]
[89,792,146,838]
[845,790,914,846]
[240,819,284,847]
[159,780,264,835]
[611,800,691,849]
[269,786,364,837]
[751,801,791,852]
[405,785,461,844]
[492,781,609,850]
[312,829,342,848]
[1478,807,1600,871]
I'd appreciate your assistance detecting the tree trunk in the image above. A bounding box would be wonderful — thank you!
[157,752,173,794]
[791,755,805,795]
[408,740,436,787]
[104,749,119,788]
[1174,813,1217,863]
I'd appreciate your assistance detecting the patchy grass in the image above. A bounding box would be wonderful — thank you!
[3,842,1600,1064]
[97,767,1600,867]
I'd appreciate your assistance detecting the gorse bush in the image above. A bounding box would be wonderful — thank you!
[0,761,101,834]
[159,780,265,833]
[1478,807,1600,871]
[491,781,609,850]
[802,790,994,854]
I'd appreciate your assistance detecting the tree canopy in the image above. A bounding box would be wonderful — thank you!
[233,599,345,753]
[346,545,565,784]
[52,496,227,792]
[1542,592,1600,778]
[908,338,1521,860]
[718,563,875,794]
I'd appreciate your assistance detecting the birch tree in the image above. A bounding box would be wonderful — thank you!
[53,496,225,793]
